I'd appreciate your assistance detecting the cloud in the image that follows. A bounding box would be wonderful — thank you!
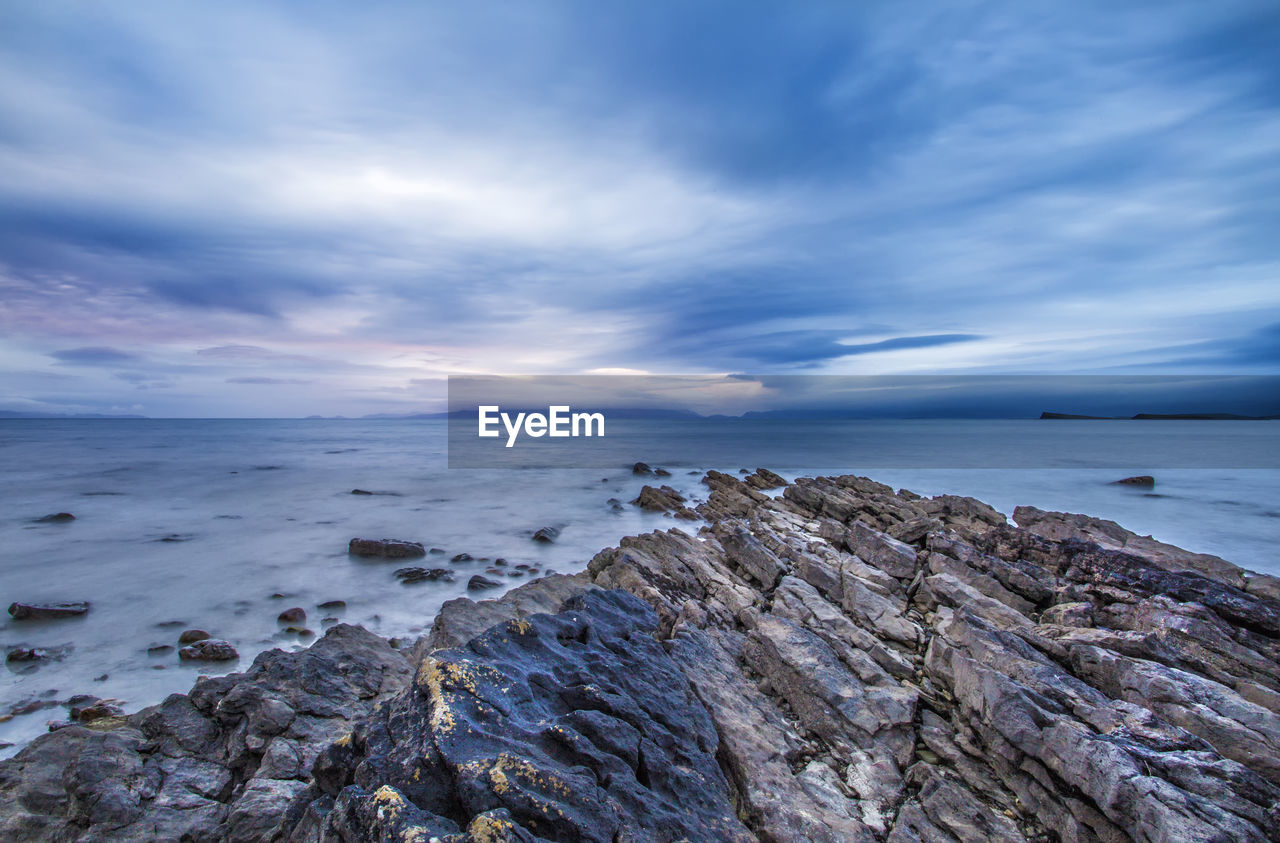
[51,346,138,365]
[226,376,312,385]
[0,1,1277,415]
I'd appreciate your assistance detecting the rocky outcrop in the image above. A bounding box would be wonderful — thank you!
[298,590,754,841]
[630,484,699,519]
[1013,504,1280,599]
[0,625,408,840]
[5,472,1280,842]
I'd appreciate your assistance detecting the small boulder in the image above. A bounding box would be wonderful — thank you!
[178,639,239,661]
[467,575,503,592]
[8,601,90,620]
[318,600,346,611]
[277,607,306,624]
[35,512,75,523]
[532,526,560,543]
[350,489,374,495]
[632,462,654,476]
[452,552,474,562]
[178,629,211,645]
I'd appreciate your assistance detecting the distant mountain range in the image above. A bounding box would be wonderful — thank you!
[4,408,1271,421]
[0,410,149,419]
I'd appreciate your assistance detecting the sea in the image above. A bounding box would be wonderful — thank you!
[1,418,1277,755]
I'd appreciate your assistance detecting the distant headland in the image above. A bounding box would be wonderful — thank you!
[1041,411,1279,420]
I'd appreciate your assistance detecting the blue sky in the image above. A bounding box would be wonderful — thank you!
[0,1,1277,416]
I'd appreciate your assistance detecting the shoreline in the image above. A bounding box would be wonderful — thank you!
[3,469,1280,840]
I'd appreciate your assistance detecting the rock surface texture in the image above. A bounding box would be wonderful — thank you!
[4,471,1280,841]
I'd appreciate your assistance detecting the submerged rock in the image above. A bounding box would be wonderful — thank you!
[5,644,71,665]
[33,512,75,523]
[531,526,560,543]
[394,567,454,584]
[1112,474,1156,486]
[8,601,90,620]
[347,538,426,559]
[177,629,210,645]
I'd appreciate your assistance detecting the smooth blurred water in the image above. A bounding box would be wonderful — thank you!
[1,419,1277,754]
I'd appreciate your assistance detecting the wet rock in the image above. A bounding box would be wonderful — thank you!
[1112,475,1155,486]
[8,601,90,620]
[178,639,239,662]
[277,607,306,624]
[317,600,346,610]
[451,552,474,562]
[426,572,597,650]
[350,488,373,495]
[178,629,210,645]
[632,461,654,475]
[347,538,426,559]
[466,574,502,591]
[531,526,560,543]
[147,644,174,656]
[655,467,672,477]
[34,512,75,523]
[298,590,754,841]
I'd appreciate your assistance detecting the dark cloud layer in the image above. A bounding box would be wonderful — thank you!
[0,1,1277,416]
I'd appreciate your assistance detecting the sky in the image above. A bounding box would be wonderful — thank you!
[0,1,1278,417]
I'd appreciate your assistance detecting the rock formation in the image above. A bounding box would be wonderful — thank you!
[4,471,1280,841]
